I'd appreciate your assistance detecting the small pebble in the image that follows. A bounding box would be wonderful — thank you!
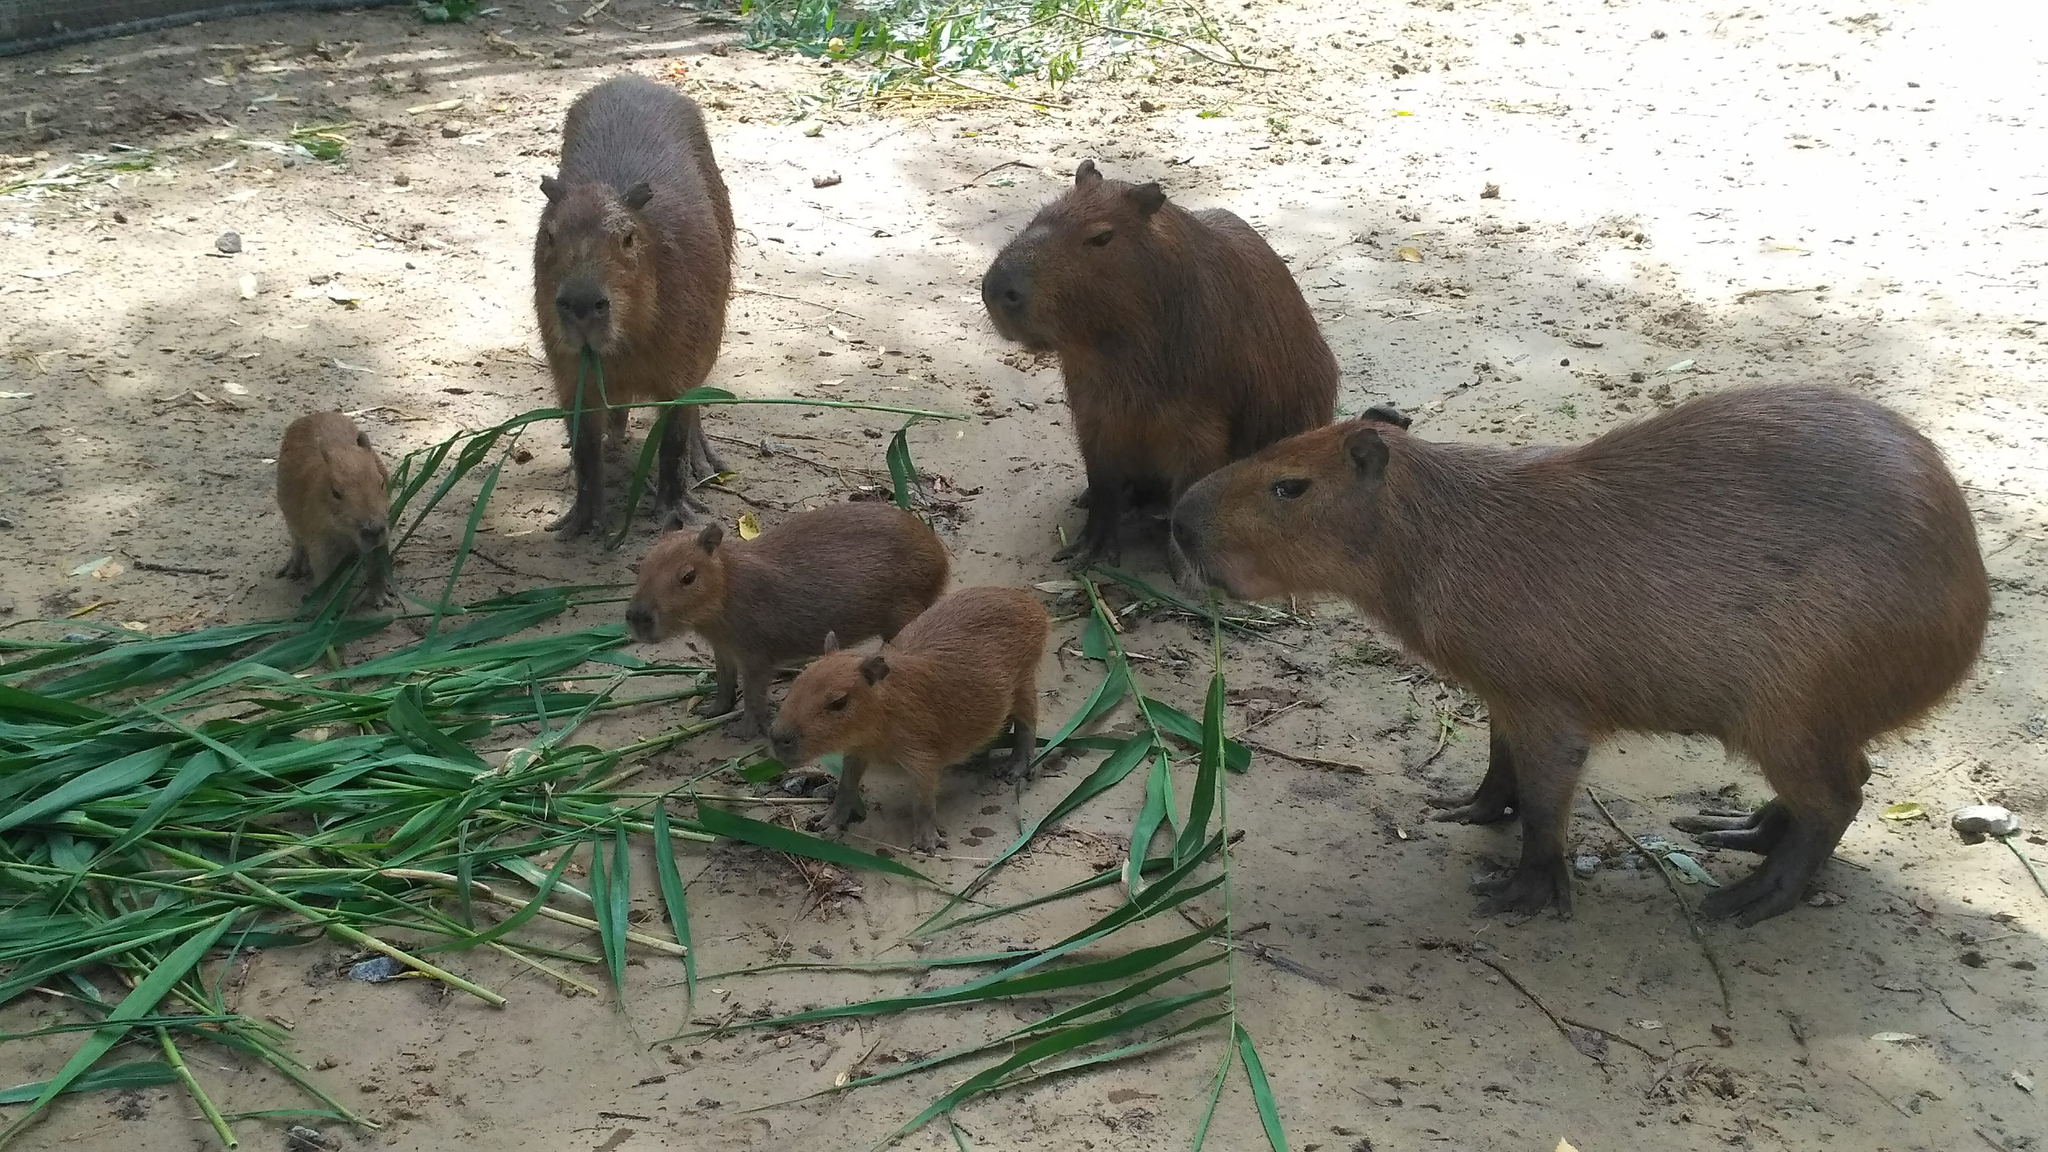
[60,631,94,643]
[347,955,405,983]
[1952,804,2021,840]
[393,171,410,187]
[811,172,842,188]
[1572,854,1602,877]
[215,230,241,254]
[440,120,468,138]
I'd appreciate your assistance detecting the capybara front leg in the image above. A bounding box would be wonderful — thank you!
[549,410,606,537]
[683,405,727,480]
[656,405,707,523]
[1471,727,1588,919]
[1700,750,1864,926]
[1673,801,1792,854]
[807,755,870,835]
[1429,730,1520,824]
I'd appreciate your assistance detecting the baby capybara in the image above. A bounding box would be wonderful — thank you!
[1171,384,1988,926]
[770,587,1048,853]
[979,160,1336,568]
[625,502,949,739]
[275,411,393,609]
[536,74,733,537]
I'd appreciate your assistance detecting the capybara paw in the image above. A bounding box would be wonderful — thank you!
[1471,861,1573,919]
[355,585,398,612]
[1427,793,1516,825]
[910,826,948,855]
[1070,486,1092,509]
[1698,861,1804,926]
[807,801,863,835]
[998,752,1036,784]
[1673,802,1788,855]
[548,503,603,538]
[278,555,309,581]
[726,713,763,741]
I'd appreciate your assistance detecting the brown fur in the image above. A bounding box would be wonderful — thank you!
[535,74,734,537]
[1172,384,1989,925]
[770,587,1048,853]
[979,160,1336,568]
[625,501,949,739]
[275,411,393,609]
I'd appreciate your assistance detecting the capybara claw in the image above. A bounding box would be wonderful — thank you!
[1427,794,1515,825]
[548,504,602,538]
[1471,862,1573,919]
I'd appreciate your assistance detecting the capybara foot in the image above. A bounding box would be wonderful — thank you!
[548,501,604,538]
[1698,832,1829,926]
[279,545,310,581]
[687,420,727,479]
[1428,791,1517,825]
[355,582,397,612]
[694,690,737,720]
[1471,857,1573,919]
[807,794,866,835]
[726,712,763,741]
[1052,536,1118,567]
[1071,486,1092,509]
[1673,802,1791,855]
[910,822,948,855]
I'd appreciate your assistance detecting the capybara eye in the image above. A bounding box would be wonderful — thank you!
[1085,227,1114,247]
[679,569,696,586]
[329,485,344,501]
[621,230,635,250]
[1271,478,1311,500]
[827,695,848,711]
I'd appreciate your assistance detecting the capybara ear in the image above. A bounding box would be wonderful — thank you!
[859,654,891,685]
[1362,404,1412,431]
[1129,182,1167,217]
[696,522,724,552]
[1345,425,1391,482]
[1074,159,1103,187]
[540,175,564,202]
[623,181,653,210]
[821,631,840,654]
[356,431,373,449]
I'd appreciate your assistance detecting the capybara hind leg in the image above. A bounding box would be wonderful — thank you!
[808,755,870,835]
[1430,731,1520,825]
[549,412,606,537]
[684,406,727,479]
[1071,486,1092,510]
[905,759,947,854]
[655,405,707,523]
[1056,467,1125,565]
[1471,728,1587,918]
[1673,801,1792,855]
[279,542,311,581]
[1702,751,1863,925]
[604,406,628,456]
[1001,716,1037,782]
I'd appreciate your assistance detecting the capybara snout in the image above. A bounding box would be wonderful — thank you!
[977,259,1031,344]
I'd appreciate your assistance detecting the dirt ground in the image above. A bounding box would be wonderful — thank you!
[3,0,2047,1149]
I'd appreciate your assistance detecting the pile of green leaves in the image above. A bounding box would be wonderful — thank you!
[737,0,1251,101]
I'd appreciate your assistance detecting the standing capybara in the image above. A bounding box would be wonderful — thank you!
[979,160,1336,568]
[535,74,733,537]
[770,586,1048,854]
[625,502,949,739]
[275,411,393,609]
[1171,384,1988,926]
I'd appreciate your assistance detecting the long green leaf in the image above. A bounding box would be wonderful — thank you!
[1124,749,1172,895]
[0,745,171,835]
[1176,670,1226,864]
[0,910,237,1147]
[651,803,697,1010]
[589,827,630,1000]
[0,1061,179,1106]
[100,751,223,859]
[1188,1041,1235,1152]
[1146,696,1250,773]
[1236,1025,1289,1152]
[692,804,932,884]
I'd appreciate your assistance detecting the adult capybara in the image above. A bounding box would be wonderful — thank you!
[625,502,949,739]
[275,411,393,609]
[979,160,1336,568]
[535,74,733,537]
[770,587,1048,853]
[1171,384,1988,925]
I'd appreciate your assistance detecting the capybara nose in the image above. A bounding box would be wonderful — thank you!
[556,284,610,323]
[981,264,1026,318]
[625,604,655,640]
[360,520,388,548]
[769,732,797,763]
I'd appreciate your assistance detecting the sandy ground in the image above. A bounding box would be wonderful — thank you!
[3,0,2047,1149]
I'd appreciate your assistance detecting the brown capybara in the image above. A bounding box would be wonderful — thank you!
[770,586,1048,853]
[626,502,949,739]
[1171,384,1989,926]
[979,159,1336,570]
[275,411,393,609]
[535,74,734,537]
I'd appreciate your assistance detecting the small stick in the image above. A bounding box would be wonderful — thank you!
[1999,836,2048,905]
[1977,1128,2015,1152]
[379,869,689,956]
[132,560,224,576]
[1233,700,1302,737]
[1587,788,1735,1019]
[1847,1069,1915,1117]
[946,160,1037,192]
[324,207,420,248]
[1464,944,1654,1061]
[1241,739,1384,775]
[736,286,865,320]
[1050,13,1276,71]
[1733,285,1829,301]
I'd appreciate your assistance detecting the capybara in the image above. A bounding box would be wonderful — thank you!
[535,74,733,537]
[979,159,1336,569]
[625,502,949,739]
[770,587,1049,853]
[1170,384,1988,926]
[275,411,393,609]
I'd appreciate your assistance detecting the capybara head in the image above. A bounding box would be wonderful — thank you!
[327,430,391,553]
[626,521,730,643]
[536,176,659,358]
[1172,414,1412,602]
[980,159,1172,351]
[768,638,890,766]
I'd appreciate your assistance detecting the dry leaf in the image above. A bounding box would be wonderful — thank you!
[735,510,761,540]
[1879,802,1926,822]
[1396,245,1423,263]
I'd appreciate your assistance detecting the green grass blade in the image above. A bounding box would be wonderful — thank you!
[99,751,223,859]
[692,804,933,884]
[588,826,630,1001]
[607,406,670,552]
[1188,1042,1234,1152]
[0,1061,179,1106]
[426,444,511,642]
[886,420,918,509]
[1124,748,1172,895]
[651,803,697,1010]
[0,745,171,835]
[1176,670,1226,864]
[0,684,104,723]
[1145,696,1250,773]
[0,910,237,1147]
[432,850,577,951]
[1034,663,1128,763]
[1235,1025,1288,1152]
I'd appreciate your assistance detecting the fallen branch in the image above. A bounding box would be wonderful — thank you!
[1587,788,1734,1019]
[1464,943,1657,1061]
[735,286,865,320]
[946,159,1037,192]
[1240,739,1385,775]
[131,560,224,577]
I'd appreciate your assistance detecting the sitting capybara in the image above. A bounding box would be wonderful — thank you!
[1170,384,1988,925]
[770,586,1048,853]
[979,160,1336,569]
[626,502,949,739]
[535,74,733,537]
[275,411,393,609]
